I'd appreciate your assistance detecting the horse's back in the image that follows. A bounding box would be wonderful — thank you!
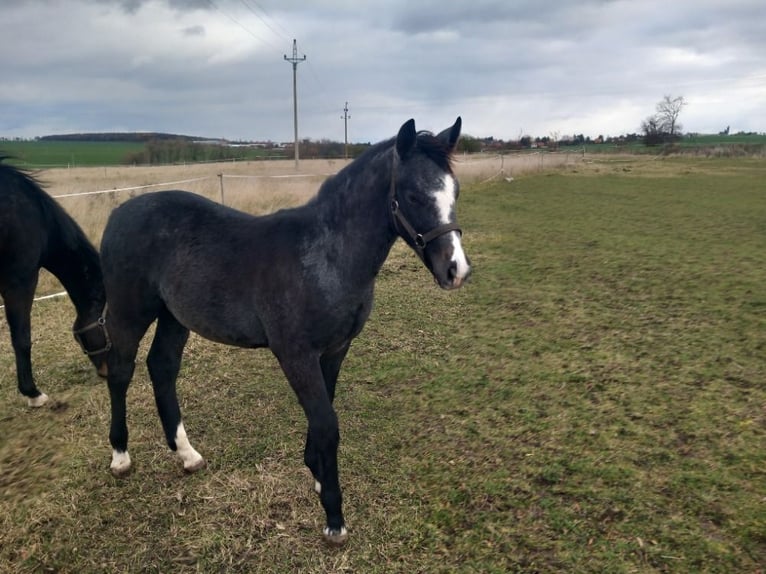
[101,190,280,347]
[0,165,48,283]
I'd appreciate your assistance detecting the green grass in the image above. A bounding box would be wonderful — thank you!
[0,141,146,167]
[1,156,765,572]
[0,140,284,167]
[577,133,766,155]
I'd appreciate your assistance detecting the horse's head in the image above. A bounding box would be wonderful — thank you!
[390,117,471,290]
[72,309,110,378]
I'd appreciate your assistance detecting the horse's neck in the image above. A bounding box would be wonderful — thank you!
[315,154,397,281]
[44,241,104,320]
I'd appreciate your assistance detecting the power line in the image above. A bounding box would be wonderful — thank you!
[239,0,291,41]
[206,0,279,50]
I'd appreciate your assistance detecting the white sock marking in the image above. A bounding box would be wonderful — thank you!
[324,525,348,540]
[111,449,132,474]
[27,392,49,407]
[174,421,204,470]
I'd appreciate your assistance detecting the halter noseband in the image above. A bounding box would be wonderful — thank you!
[388,151,461,262]
[72,304,112,356]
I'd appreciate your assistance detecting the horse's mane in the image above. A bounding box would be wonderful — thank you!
[355,130,454,171]
[323,129,454,187]
[0,155,96,254]
[414,130,455,172]
[307,128,458,211]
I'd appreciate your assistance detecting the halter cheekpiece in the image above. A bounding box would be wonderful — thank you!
[72,304,112,356]
[388,150,461,261]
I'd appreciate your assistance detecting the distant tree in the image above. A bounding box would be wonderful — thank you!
[457,135,481,153]
[641,116,665,146]
[641,94,686,145]
[656,95,686,137]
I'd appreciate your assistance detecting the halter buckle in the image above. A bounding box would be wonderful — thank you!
[72,307,112,356]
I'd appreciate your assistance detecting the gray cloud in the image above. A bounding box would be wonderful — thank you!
[1,0,764,142]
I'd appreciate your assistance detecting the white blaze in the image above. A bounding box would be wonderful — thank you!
[433,174,471,281]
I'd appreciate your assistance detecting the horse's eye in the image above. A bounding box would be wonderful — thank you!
[406,193,426,206]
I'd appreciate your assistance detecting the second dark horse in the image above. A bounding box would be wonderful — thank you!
[0,157,108,406]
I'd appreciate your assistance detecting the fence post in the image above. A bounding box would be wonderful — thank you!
[218,173,224,205]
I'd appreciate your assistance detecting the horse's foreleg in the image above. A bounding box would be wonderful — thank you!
[306,344,351,494]
[279,352,347,545]
[2,286,47,407]
[105,310,150,477]
[147,311,204,473]
[107,356,135,476]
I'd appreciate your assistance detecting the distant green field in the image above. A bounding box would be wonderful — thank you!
[0,140,145,167]
[3,133,764,167]
[0,140,285,167]
[683,132,766,145]
[580,132,766,154]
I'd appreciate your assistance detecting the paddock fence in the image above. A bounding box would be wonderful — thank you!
[4,151,582,308]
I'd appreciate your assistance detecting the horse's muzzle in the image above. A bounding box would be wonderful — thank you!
[432,254,472,290]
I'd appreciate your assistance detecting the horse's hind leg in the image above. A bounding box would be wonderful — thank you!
[1,283,47,407]
[146,308,205,473]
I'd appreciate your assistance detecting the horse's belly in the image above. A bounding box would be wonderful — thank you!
[164,291,269,349]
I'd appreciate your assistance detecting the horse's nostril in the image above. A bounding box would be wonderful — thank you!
[447,261,457,281]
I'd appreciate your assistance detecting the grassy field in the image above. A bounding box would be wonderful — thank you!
[577,133,766,155]
[0,140,283,167]
[4,133,764,167]
[0,141,146,167]
[1,156,765,572]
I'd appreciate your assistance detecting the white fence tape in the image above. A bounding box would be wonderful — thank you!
[5,172,336,309]
[51,172,335,200]
[0,290,68,310]
[52,176,214,199]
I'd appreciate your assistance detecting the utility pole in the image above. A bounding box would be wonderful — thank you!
[283,39,306,169]
[340,102,350,160]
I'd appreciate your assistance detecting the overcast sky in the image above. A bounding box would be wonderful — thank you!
[1,0,764,143]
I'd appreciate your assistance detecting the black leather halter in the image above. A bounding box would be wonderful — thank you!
[72,304,111,356]
[388,151,461,262]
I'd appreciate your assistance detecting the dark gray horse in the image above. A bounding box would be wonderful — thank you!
[99,117,470,544]
[0,157,108,406]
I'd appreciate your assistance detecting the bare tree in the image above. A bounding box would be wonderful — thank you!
[656,95,686,137]
[641,94,686,145]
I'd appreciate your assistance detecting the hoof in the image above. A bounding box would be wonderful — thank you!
[323,526,348,546]
[183,457,207,474]
[110,450,132,477]
[111,464,132,478]
[27,393,49,408]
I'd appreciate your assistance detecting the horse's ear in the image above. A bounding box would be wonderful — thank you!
[437,116,462,152]
[396,119,417,160]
